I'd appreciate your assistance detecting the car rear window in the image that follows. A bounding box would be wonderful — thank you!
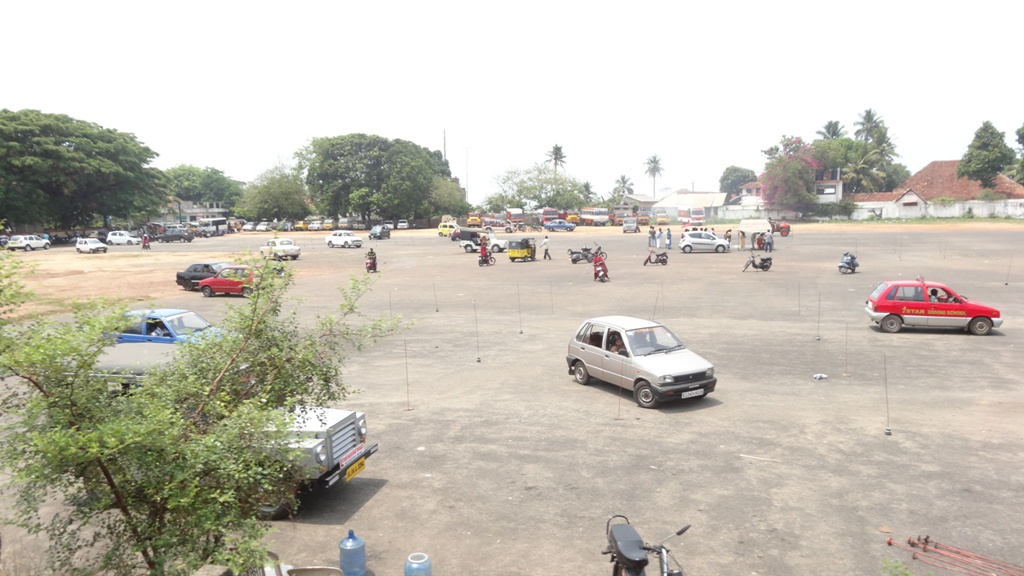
[893,286,924,302]
[869,283,891,300]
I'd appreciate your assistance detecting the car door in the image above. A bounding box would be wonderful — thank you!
[925,285,969,328]
[570,323,609,383]
[890,285,928,327]
[600,328,635,390]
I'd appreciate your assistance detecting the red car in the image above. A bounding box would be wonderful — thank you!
[864,279,1003,335]
[198,265,255,297]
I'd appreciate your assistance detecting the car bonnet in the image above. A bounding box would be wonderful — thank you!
[631,347,713,376]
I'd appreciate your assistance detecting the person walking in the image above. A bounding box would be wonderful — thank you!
[656,228,664,249]
[666,228,672,250]
[541,235,551,260]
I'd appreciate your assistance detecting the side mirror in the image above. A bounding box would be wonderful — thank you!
[618,349,629,357]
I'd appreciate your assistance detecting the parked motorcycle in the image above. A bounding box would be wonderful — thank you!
[568,245,592,264]
[838,251,859,274]
[742,251,772,271]
[588,244,607,263]
[593,253,609,282]
[604,515,689,576]
[644,250,668,266]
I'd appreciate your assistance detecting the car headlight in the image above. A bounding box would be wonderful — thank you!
[705,367,715,378]
[315,445,328,463]
[658,375,675,384]
[358,419,367,440]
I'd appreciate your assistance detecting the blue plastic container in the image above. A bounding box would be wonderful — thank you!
[404,552,432,576]
[339,529,366,576]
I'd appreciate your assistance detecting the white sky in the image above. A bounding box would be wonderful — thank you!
[5,1,1021,205]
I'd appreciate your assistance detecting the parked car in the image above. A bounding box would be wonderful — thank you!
[437,222,459,237]
[255,221,272,232]
[679,231,730,253]
[198,265,256,297]
[325,230,364,248]
[622,217,640,233]
[384,220,395,229]
[369,225,391,240]
[259,238,302,260]
[308,221,324,231]
[544,219,576,232]
[6,235,51,251]
[397,220,410,229]
[565,315,717,408]
[864,279,1003,335]
[115,309,215,344]
[106,231,142,246]
[176,262,233,291]
[242,222,257,231]
[75,238,108,253]
[153,228,195,243]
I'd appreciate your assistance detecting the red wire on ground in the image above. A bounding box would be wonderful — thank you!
[886,536,1024,576]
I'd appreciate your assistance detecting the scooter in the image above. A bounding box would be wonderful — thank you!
[365,253,377,273]
[644,250,668,266]
[604,515,689,576]
[141,236,151,250]
[838,252,859,274]
[568,245,593,264]
[742,251,772,271]
[593,253,609,282]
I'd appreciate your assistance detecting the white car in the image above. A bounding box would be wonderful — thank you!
[106,231,142,246]
[325,230,364,248]
[255,222,272,232]
[679,231,730,253]
[7,235,51,251]
[397,220,409,229]
[308,221,324,231]
[76,238,108,253]
[242,222,256,231]
[259,238,301,260]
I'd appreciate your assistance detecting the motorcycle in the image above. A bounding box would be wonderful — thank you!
[568,245,592,264]
[593,253,609,282]
[604,515,689,576]
[478,248,495,267]
[365,252,377,273]
[838,251,859,274]
[643,250,668,266]
[141,236,151,250]
[742,251,772,272]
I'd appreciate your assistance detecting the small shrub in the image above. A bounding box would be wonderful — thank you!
[965,207,975,219]
[882,559,915,576]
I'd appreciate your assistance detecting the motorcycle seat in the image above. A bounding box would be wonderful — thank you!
[609,523,649,569]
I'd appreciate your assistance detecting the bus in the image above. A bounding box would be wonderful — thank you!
[580,207,609,226]
[197,217,229,235]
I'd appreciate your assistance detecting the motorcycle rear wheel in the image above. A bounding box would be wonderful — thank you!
[839,266,852,274]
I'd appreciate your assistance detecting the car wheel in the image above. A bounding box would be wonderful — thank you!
[634,381,658,409]
[968,317,993,336]
[25,244,34,251]
[682,245,693,253]
[77,248,83,253]
[715,245,725,253]
[43,244,50,250]
[107,241,114,246]
[183,280,194,291]
[201,286,214,297]
[179,238,186,243]
[101,248,107,253]
[880,314,903,333]
[464,245,473,253]
[291,255,299,260]
[258,501,294,521]
[241,287,253,297]
[572,361,590,385]
[492,245,501,253]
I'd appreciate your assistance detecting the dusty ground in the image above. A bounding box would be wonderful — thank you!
[3,220,1024,575]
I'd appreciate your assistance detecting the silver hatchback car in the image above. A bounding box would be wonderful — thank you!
[565,315,716,408]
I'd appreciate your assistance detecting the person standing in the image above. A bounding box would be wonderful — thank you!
[648,226,656,247]
[666,228,672,250]
[656,228,664,249]
[541,235,551,260]
[739,230,746,249]
[764,229,774,253]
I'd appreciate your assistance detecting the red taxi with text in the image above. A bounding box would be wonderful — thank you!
[864,278,1003,335]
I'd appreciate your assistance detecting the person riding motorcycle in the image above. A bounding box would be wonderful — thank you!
[593,253,609,281]
[479,241,490,265]
[365,248,377,272]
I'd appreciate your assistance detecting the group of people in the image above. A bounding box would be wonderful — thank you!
[646,227,673,250]
[736,229,774,252]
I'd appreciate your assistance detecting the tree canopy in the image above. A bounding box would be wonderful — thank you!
[612,175,634,199]
[645,155,663,195]
[483,164,590,213]
[762,136,818,213]
[0,251,399,575]
[234,165,310,221]
[164,164,242,208]
[300,134,448,222]
[0,109,165,229]
[957,121,1015,188]
[718,166,757,195]
[816,121,846,140]
[546,145,566,173]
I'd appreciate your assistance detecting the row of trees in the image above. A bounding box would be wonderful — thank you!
[1,109,467,229]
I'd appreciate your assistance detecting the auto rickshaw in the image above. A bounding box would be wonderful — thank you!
[508,238,537,262]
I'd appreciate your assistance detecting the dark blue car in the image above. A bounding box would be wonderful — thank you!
[116,309,215,344]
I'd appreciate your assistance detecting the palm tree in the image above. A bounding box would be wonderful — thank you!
[645,155,663,195]
[854,109,883,143]
[581,181,597,204]
[547,145,566,173]
[816,121,846,140]
[869,126,899,163]
[612,175,634,203]
[843,149,886,193]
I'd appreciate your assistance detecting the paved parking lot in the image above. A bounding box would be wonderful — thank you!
[5,223,1024,575]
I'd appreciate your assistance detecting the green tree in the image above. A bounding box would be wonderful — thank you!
[882,163,911,191]
[300,134,442,222]
[486,164,589,211]
[234,165,310,220]
[718,166,757,195]
[957,121,1015,188]
[842,148,886,193]
[854,109,883,143]
[0,109,165,229]
[816,120,846,140]
[645,155,663,196]
[612,175,633,201]
[427,176,470,219]
[0,255,400,576]
[762,136,818,213]
[1013,124,1024,185]
[164,165,243,208]
[546,145,566,173]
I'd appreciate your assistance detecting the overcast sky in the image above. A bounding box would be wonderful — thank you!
[5,1,1021,205]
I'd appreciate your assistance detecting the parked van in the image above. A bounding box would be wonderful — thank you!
[622,217,640,233]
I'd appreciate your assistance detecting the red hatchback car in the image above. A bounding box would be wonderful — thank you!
[864,279,1003,335]
[198,265,255,297]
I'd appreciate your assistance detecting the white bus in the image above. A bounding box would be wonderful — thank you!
[197,217,229,235]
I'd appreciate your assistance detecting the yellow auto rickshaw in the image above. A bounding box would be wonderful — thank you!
[508,238,537,261]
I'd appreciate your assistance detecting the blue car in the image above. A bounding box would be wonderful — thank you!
[116,309,215,344]
[544,219,576,232]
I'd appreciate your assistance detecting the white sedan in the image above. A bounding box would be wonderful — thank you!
[7,235,51,251]
[106,231,142,245]
[325,230,364,248]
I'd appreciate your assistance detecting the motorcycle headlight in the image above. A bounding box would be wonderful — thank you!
[315,445,328,463]
[658,375,675,384]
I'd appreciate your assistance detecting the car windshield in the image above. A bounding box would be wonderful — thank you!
[165,312,211,335]
[626,325,685,355]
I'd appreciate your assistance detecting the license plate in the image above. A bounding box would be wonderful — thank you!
[345,457,366,482]
[680,389,704,399]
